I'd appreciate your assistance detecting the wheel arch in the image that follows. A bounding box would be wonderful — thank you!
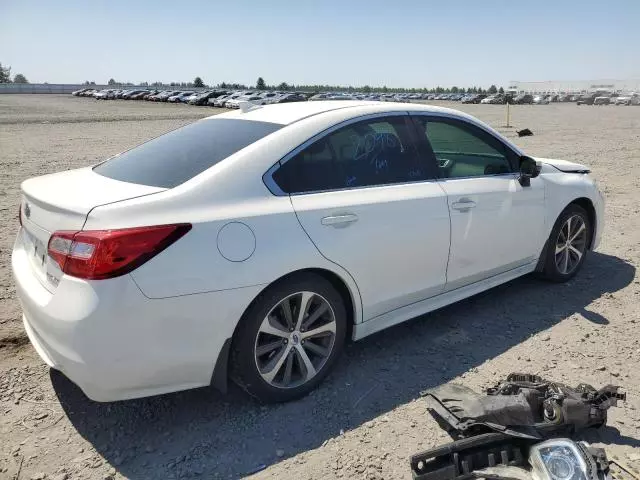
[569,197,596,249]
[211,267,360,392]
[535,196,597,272]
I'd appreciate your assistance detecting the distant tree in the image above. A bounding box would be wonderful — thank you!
[140,81,149,87]
[0,63,11,83]
[498,86,504,94]
[108,78,116,85]
[152,81,162,87]
[382,85,388,93]
[488,84,498,94]
[219,81,228,88]
[277,82,289,90]
[362,85,372,93]
[193,77,204,88]
[256,77,266,90]
[170,82,177,87]
[13,73,28,83]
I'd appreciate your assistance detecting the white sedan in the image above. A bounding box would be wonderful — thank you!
[12,101,604,403]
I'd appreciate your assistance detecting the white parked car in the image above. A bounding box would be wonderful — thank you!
[613,93,639,105]
[93,89,117,100]
[226,93,262,108]
[13,101,604,403]
[167,91,195,103]
[533,95,550,105]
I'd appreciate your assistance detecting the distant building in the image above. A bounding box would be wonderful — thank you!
[507,79,640,94]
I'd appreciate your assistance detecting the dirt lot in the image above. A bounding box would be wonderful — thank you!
[0,94,639,480]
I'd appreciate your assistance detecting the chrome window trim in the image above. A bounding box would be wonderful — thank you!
[262,110,525,197]
[263,111,427,196]
[437,172,519,182]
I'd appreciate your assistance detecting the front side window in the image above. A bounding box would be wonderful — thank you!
[413,117,514,179]
[272,116,430,194]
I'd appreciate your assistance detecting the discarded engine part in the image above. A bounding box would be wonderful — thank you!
[422,373,625,440]
[410,431,531,480]
[423,383,541,440]
[529,439,609,480]
[412,374,624,480]
[410,436,611,480]
[471,465,532,480]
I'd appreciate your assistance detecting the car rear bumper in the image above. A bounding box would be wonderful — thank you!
[12,232,262,402]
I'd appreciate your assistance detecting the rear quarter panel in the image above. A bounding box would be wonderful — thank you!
[85,193,364,323]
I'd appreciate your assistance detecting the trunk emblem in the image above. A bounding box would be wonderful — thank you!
[24,203,31,219]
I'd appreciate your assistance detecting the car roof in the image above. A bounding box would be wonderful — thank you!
[200,100,523,157]
[207,100,500,125]
[205,100,495,127]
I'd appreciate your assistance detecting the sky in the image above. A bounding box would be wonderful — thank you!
[1,0,639,89]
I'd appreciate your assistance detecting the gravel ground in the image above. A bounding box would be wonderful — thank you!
[0,95,639,479]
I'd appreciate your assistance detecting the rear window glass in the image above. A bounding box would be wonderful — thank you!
[94,118,283,188]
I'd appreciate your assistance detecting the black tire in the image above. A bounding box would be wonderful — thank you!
[230,273,347,403]
[541,204,591,282]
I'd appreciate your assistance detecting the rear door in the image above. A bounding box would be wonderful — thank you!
[268,114,451,321]
[411,115,545,290]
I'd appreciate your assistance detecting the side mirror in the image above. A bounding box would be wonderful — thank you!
[518,156,541,187]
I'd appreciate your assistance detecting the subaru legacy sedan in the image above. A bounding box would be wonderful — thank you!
[13,101,604,403]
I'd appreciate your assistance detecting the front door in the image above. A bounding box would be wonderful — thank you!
[412,116,546,290]
[269,114,451,320]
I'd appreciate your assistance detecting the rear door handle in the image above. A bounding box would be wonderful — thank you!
[321,214,359,227]
[451,198,477,211]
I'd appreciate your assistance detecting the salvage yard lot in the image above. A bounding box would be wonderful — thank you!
[0,94,639,479]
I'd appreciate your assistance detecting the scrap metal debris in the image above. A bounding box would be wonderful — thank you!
[410,373,626,480]
[517,128,534,137]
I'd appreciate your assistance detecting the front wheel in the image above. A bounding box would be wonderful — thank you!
[541,205,591,282]
[231,273,347,403]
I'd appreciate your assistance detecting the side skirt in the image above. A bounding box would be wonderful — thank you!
[352,261,538,341]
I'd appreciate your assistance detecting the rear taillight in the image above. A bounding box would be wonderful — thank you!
[47,224,191,280]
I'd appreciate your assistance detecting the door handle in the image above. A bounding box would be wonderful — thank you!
[451,198,477,211]
[321,214,359,227]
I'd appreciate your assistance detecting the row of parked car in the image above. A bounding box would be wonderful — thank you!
[72,88,309,107]
[461,92,640,105]
[71,87,640,107]
[72,88,455,105]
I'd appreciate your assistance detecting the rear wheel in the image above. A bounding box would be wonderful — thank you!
[231,273,347,403]
[541,204,591,282]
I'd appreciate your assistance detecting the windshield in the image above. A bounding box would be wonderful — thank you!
[94,119,283,188]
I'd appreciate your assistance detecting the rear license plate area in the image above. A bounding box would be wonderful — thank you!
[24,229,48,270]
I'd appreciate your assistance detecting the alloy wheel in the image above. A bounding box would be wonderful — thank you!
[554,214,587,275]
[254,291,336,389]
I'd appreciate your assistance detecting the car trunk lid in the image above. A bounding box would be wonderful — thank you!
[19,167,165,291]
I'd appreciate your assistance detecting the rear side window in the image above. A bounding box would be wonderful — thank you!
[272,116,430,194]
[94,119,283,188]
